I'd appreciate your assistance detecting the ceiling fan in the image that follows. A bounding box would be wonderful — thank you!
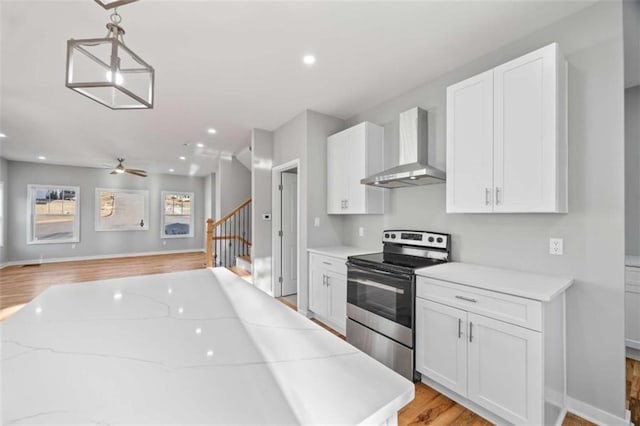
[110,158,147,177]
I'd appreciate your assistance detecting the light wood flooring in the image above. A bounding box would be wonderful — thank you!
[0,254,627,425]
[628,357,640,426]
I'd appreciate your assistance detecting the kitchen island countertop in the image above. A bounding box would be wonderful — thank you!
[2,267,413,425]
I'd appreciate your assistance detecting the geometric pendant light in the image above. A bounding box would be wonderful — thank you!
[66,6,154,109]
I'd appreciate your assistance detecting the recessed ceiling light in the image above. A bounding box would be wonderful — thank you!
[169,168,175,173]
[179,156,186,161]
[207,128,217,135]
[0,133,6,138]
[303,55,316,65]
[196,143,204,148]
[38,156,46,160]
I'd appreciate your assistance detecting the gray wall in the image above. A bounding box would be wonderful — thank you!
[251,128,274,294]
[215,156,251,219]
[0,157,8,265]
[7,160,206,262]
[627,86,640,256]
[341,2,626,418]
[272,110,345,313]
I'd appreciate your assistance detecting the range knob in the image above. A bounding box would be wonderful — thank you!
[391,234,396,239]
[436,237,444,243]
[428,236,435,242]
[384,233,390,239]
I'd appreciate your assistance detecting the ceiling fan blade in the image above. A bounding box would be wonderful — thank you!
[110,170,118,175]
[126,169,147,177]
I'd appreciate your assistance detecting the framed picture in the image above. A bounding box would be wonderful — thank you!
[95,188,149,231]
[161,191,194,238]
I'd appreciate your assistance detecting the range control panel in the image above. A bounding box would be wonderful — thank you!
[382,230,449,250]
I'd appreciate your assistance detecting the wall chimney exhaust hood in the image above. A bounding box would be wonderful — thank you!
[361,107,445,188]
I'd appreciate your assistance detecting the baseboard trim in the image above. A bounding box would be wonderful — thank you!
[627,346,640,362]
[565,397,631,426]
[0,262,8,270]
[4,249,206,267]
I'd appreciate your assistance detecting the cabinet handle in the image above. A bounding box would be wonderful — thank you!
[322,275,327,286]
[485,188,491,206]
[322,261,332,266]
[495,187,501,205]
[469,321,474,343]
[455,295,477,303]
[458,318,462,339]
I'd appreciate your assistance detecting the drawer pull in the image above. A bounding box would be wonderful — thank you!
[469,321,474,343]
[322,261,332,266]
[455,295,477,303]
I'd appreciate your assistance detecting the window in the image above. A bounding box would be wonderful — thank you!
[27,184,80,244]
[161,191,194,238]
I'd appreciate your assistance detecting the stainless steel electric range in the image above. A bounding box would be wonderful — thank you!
[346,230,450,381]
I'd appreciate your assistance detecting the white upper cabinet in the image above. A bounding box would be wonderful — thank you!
[446,43,567,213]
[327,122,385,215]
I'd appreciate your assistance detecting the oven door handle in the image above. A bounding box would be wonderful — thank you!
[346,262,413,280]
[349,278,405,295]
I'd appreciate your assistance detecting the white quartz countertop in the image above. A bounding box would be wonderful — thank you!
[307,245,376,260]
[415,262,573,302]
[1,268,413,425]
[627,255,640,268]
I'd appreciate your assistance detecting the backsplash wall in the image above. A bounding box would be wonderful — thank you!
[342,2,626,418]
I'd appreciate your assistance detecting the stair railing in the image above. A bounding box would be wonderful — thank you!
[206,198,252,268]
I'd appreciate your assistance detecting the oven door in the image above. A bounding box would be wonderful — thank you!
[346,262,414,330]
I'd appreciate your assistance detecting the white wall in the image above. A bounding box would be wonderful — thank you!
[341,2,626,418]
[627,86,640,256]
[0,157,8,265]
[6,160,206,263]
[215,156,251,219]
[251,129,274,294]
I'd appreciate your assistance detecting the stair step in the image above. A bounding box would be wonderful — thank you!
[228,266,251,277]
[238,255,252,263]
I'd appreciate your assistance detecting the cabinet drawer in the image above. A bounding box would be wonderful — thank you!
[309,253,347,276]
[626,267,640,290]
[417,277,542,331]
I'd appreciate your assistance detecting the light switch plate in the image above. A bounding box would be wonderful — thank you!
[549,238,563,255]
[314,217,320,227]
[359,227,365,237]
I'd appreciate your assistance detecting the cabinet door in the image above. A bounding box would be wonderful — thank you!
[626,288,640,349]
[327,133,348,214]
[446,70,494,213]
[467,313,543,425]
[415,298,468,396]
[493,43,560,213]
[346,124,367,214]
[308,264,328,318]
[326,271,347,334]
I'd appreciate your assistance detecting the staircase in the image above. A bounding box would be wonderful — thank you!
[206,199,253,281]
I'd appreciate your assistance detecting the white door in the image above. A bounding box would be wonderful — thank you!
[467,313,543,425]
[446,70,495,213]
[626,288,640,349]
[326,271,347,334]
[493,43,559,212]
[281,172,297,296]
[308,264,327,317]
[327,132,349,214]
[415,299,468,396]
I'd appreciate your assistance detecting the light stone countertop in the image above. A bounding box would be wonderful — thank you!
[416,262,573,302]
[308,245,377,260]
[1,267,413,425]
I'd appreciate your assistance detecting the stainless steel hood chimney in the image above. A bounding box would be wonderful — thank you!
[361,107,445,188]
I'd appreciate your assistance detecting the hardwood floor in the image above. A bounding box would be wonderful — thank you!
[628,357,640,426]
[0,252,206,313]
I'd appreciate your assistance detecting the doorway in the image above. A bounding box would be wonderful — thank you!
[272,160,300,306]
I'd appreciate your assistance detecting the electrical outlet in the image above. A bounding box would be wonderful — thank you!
[359,227,365,237]
[549,238,563,255]
[162,241,167,246]
[314,217,320,227]
[71,244,76,249]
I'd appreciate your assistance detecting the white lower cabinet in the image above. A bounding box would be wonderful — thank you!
[308,253,348,334]
[626,266,640,349]
[416,276,563,425]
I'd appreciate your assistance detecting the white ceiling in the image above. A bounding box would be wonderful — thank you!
[0,0,595,177]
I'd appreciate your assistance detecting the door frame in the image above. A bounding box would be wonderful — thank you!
[272,159,301,298]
